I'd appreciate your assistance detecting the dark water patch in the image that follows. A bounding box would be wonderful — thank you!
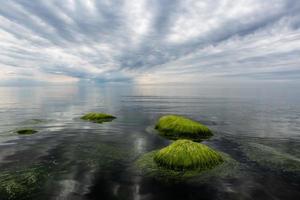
[16,129,38,135]
[20,119,48,125]
[139,179,219,200]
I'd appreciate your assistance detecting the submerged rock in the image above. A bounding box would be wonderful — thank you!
[241,142,300,173]
[155,115,212,141]
[154,139,223,171]
[17,129,38,135]
[22,119,45,125]
[81,112,116,123]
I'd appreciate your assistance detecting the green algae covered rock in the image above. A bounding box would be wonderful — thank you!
[134,140,233,182]
[81,112,116,123]
[17,129,38,135]
[155,115,212,141]
[154,139,223,171]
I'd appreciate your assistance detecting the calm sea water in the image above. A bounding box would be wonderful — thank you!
[0,83,299,200]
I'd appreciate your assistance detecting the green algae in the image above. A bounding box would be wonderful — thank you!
[154,140,223,171]
[136,149,238,182]
[16,129,38,135]
[0,166,49,200]
[241,142,300,173]
[155,115,212,141]
[81,112,116,123]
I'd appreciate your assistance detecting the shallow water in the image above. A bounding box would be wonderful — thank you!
[0,83,299,200]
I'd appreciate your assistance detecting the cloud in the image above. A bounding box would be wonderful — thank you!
[0,0,299,84]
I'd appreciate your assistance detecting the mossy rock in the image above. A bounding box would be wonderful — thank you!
[81,112,116,123]
[154,140,223,171]
[155,115,212,141]
[16,129,38,135]
[136,147,238,182]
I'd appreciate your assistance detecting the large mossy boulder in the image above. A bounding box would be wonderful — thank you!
[136,140,238,181]
[154,140,223,171]
[155,115,212,141]
[81,112,116,123]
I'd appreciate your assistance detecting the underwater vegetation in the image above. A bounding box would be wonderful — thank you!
[0,140,132,200]
[154,139,223,171]
[155,115,212,141]
[68,142,133,169]
[241,142,300,173]
[0,166,49,200]
[16,129,38,135]
[81,112,116,123]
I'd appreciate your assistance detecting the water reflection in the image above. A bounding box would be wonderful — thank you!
[0,83,299,199]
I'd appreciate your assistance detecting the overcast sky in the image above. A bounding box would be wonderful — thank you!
[0,0,300,84]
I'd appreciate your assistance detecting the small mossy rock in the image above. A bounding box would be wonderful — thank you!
[154,139,223,171]
[155,115,212,141]
[81,112,116,123]
[17,129,38,135]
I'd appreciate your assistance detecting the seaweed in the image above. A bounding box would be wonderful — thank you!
[0,166,49,200]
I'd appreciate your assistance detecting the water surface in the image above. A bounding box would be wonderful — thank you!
[0,83,299,200]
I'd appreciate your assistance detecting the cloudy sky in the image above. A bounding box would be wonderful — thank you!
[0,0,300,85]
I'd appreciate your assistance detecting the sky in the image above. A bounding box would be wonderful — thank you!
[0,0,300,85]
